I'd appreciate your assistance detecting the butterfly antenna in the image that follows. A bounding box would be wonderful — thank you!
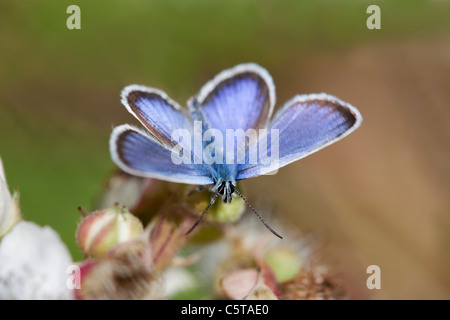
[233,188,283,239]
[185,192,219,236]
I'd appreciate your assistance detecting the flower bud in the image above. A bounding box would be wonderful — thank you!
[76,205,144,258]
[264,247,301,283]
[184,187,245,225]
[76,238,164,300]
[146,208,198,272]
[221,267,279,300]
[208,197,245,224]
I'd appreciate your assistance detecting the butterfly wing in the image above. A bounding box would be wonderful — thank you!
[121,85,192,148]
[187,63,276,182]
[191,63,275,133]
[110,124,214,185]
[112,85,214,184]
[236,93,363,179]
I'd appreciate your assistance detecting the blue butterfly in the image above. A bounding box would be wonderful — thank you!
[110,63,362,238]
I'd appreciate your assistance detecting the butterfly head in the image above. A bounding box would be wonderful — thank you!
[216,181,235,203]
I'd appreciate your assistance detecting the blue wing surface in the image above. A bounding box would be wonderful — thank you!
[236,93,362,180]
[192,63,275,134]
[189,63,276,183]
[121,85,192,149]
[110,124,214,185]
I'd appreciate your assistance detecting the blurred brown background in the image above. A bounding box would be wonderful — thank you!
[0,1,449,299]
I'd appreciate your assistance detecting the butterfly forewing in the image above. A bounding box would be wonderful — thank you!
[110,124,214,185]
[194,63,275,134]
[122,85,191,148]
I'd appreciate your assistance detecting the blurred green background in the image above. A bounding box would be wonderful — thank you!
[1,0,449,299]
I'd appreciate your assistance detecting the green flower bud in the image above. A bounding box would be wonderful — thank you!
[264,248,301,283]
[184,187,245,225]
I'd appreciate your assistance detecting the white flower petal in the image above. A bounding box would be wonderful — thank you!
[0,157,15,237]
[0,156,6,182]
[0,221,74,299]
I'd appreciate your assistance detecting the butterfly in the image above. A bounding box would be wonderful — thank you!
[110,63,362,238]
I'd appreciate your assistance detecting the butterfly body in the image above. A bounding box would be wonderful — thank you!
[216,181,235,203]
[187,97,238,190]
